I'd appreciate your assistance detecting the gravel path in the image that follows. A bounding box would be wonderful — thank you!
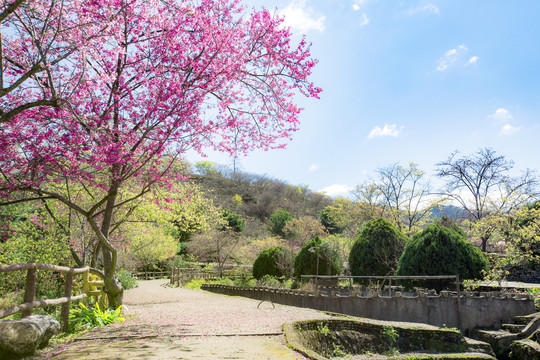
[36,280,335,359]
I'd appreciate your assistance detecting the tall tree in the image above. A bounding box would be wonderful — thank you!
[355,162,435,235]
[0,0,320,307]
[436,148,537,251]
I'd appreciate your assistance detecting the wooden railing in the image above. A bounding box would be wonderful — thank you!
[132,270,169,280]
[0,263,103,332]
[169,267,247,286]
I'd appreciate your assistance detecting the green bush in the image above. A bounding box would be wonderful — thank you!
[349,218,406,277]
[222,209,246,232]
[397,224,488,290]
[269,209,293,236]
[69,303,124,332]
[252,246,286,279]
[319,207,346,235]
[294,236,343,279]
[256,274,282,288]
[116,269,138,290]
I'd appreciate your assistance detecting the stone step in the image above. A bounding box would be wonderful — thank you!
[514,312,540,325]
[471,329,510,343]
[465,337,497,356]
[509,338,540,360]
[501,323,526,333]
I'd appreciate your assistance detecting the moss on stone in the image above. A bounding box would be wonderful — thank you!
[283,318,496,360]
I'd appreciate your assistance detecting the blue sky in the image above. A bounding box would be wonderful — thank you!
[188,0,540,197]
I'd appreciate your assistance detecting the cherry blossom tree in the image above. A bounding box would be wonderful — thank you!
[0,0,321,307]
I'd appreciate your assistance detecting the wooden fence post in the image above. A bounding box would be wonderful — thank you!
[21,264,37,318]
[82,269,90,305]
[456,275,461,330]
[61,270,74,332]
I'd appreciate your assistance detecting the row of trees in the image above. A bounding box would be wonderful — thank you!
[253,218,489,291]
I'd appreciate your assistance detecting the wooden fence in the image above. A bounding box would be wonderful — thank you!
[169,267,247,286]
[0,263,103,332]
[132,270,169,280]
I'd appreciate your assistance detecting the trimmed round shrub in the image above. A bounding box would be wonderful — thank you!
[252,246,286,279]
[349,218,406,277]
[294,236,343,279]
[397,224,488,290]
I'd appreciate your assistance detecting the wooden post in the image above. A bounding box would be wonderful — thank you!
[61,270,74,332]
[82,269,90,304]
[21,265,37,318]
[456,275,461,330]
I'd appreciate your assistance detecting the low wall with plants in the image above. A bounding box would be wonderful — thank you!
[283,318,495,360]
[201,284,535,332]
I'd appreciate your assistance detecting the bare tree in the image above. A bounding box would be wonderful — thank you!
[355,162,436,235]
[436,147,538,251]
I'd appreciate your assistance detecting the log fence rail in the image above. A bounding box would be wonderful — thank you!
[0,263,103,332]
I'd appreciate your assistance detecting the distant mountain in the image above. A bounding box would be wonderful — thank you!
[428,204,466,221]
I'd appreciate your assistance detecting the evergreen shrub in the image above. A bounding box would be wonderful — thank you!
[349,218,406,278]
[252,246,286,279]
[396,224,488,290]
[294,236,343,279]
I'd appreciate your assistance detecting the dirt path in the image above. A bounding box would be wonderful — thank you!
[36,280,335,359]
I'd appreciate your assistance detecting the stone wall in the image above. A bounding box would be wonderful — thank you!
[201,284,535,332]
[506,264,540,283]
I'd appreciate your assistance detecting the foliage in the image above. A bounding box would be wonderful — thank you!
[256,274,283,288]
[164,182,224,244]
[69,303,124,332]
[381,325,400,356]
[0,203,72,293]
[353,163,437,236]
[269,209,293,237]
[436,148,538,251]
[319,207,346,235]
[236,236,285,264]
[189,229,246,274]
[122,224,177,272]
[283,216,327,251]
[435,216,466,237]
[115,269,138,290]
[294,236,343,279]
[349,218,406,277]
[397,225,489,289]
[185,279,207,289]
[316,323,330,335]
[0,289,24,314]
[1,0,320,308]
[222,209,246,233]
[252,247,286,279]
[479,203,540,281]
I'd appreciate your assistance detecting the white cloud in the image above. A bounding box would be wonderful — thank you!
[359,13,370,26]
[368,124,403,139]
[308,164,319,172]
[436,44,468,71]
[319,184,354,197]
[406,3,440,16]
[500,124,522,135]
[466,56,479,66]
[488,108,513,122]
[352,0,369,7]
[279,0,326,33]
